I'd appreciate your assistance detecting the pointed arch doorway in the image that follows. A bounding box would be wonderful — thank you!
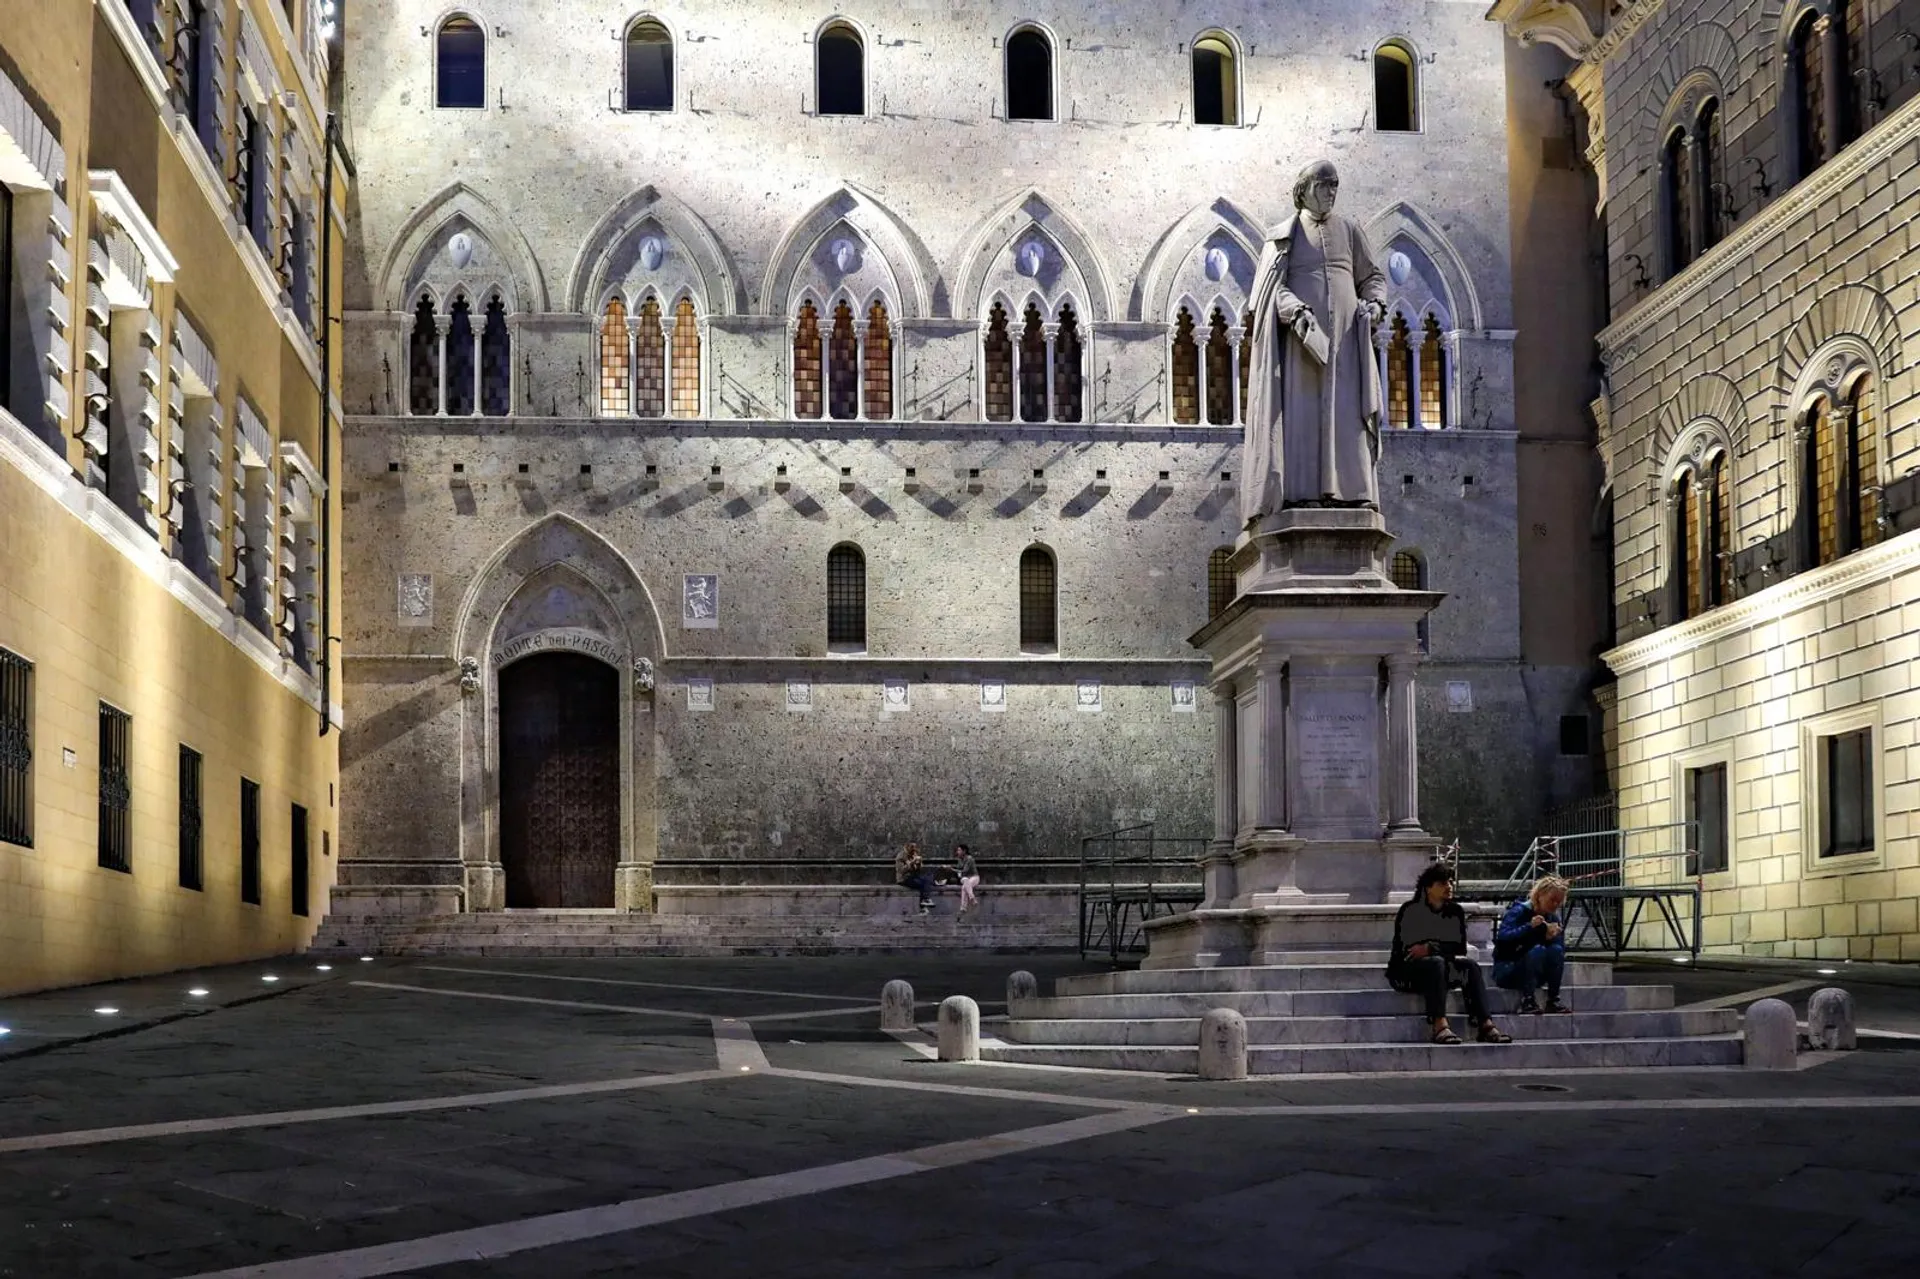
[498,651,620,908]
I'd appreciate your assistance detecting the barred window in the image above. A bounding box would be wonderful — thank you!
[1018,303,1047,423]
[1053,305,1083,423]
[793,301,823,419]
[983,303,1013,422]
[634,297,665,418]
[1171,307,1199,425]
[1420,315,1447,428]
[1207,547,1235,618]
[1386,314,1413,428]
[444,295,476,416]
[0,648,31,848]
[409,296,439,415]
[98,702,132,873]
[179,744,203,890]
[480,294,511,416]
[291,802,310,917]
[1389,551,1423,591]
[827,301,859,420]
[671,297,701,417]
[827,543,867,649]
[864,302,893,420]
[240,777,262,905]
[599,298,630,415]
[1019,546,1057,652]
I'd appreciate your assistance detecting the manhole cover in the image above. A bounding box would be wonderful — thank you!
[1516,1082,1572,1093]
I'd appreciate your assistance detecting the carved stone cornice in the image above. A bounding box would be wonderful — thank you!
[1584,0,1670,69]
[1484,1,1600,58]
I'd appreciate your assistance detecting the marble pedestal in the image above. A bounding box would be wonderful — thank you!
[1144,507,1445,969]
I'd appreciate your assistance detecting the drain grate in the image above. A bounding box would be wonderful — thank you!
[1515,1082,1572,1093]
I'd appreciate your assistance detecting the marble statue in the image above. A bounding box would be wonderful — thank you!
[1240,161,1390,523]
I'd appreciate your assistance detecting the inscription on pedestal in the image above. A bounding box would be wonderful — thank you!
[1291,697,1379,835]
[1298,710,1371,788]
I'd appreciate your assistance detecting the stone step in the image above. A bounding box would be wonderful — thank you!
[998,1007,1738,1046]
[979,1034,1745,1075]
[1013,983,1675,1020]
[1051,962,1613,997]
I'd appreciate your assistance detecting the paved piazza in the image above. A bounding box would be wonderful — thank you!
[0,956,1915,1277]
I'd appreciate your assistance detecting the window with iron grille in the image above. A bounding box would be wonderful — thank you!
[1207,548,1235,619]
[0,184,13,415]
[240,777,262,904]
[0,648,31,848]
[1389,551,1423,590]
[178,745,203,890]
[291,802,309,917]
[1019,547,1057,651]
[1821,728,1874,858]
[98,703,132,873]
[1686,763,1728,876]
[827,544,867,649]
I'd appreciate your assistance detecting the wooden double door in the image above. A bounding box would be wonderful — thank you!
[498,653,620,908]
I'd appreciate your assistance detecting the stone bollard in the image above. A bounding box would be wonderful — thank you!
[880,979,916,1031]
[937,995,981,1062]
[1743,997,1798,1070]
[1007,970,1039,1008]
[1198,1008,1249,1081]
[1806,988,1857,1051]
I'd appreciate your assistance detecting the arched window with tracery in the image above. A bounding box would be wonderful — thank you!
[436,16,485,109]
[444,295,476,416]
[408,296,439,415]
[1697,98,1726,250]
[598,298,630,416]
[827,543,866,650]
[625,19,674,111]
[817,22,864,116]
[983,303,1013,422]
[480,295,511,416]
[864,302,893,420]
[827,301,859,420]
[1838,0,1866,145]
[1801,395,1841,567]
[793,301,823,419]
[1662,126,1695,274]
[1205,309,1234,425]
[1006,27,1054,121]
[1053,305,1083,423]
[1374,40,1417,132]
[1170,307,1200,425]
[1019,545,1057,652]
[1706,453,1731,607]
[1790,12,1828,178]
[671,298,700,418]
[1843,375,1879,554]
[1385,314,1413,429]
[1192,33,1238,127]
[1207,547,1235,618]
[633,297,665,418]
[1419,315,1447,428]
[1018,303,1047,423]
[1672,474,1700,619]
[1667,445,1733,621]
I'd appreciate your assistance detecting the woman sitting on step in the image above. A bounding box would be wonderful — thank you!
[1493,875,1572,1015]
[1387,863,1513,1046]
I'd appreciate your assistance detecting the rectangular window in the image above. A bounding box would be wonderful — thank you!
[98,703,133,872]
[240,776,262,904]
[0,648,31,848]
[238,107,269,252]
[1686,763,1728,876]
[0,183,13,413]
[290,801,309,917]
[1822,728,1874,857]
[178,745,204,890]
[1558,715,1589,756]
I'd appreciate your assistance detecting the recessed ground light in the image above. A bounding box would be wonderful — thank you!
[261,975,280,983]
[739,1065,752,1072]
[1186,1107,1199,1114]
[0,1026,10,1037]
[1817,968,1837,975]
[1671,956,1691,964]
[95,1007,118,1016]
[315,964,333,972]
[1516,1082,1572,1093]
[359,956,374,962]
[187,988,210,998]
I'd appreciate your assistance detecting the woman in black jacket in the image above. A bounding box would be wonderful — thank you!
[1387,863,1512,1045]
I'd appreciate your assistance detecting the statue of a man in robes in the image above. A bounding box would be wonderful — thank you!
[1240,161,1390,525]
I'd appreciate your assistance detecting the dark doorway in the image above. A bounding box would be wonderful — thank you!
[499,652,620,908]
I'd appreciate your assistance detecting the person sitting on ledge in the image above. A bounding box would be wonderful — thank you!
[1387,863,1512,1045]
[894,842,935,914]
[1494,875,1572,1014]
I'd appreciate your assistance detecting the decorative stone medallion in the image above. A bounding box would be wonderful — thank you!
[448,231,474,270]
[1076,680,1103,713]
[1015,240,1046,277]
[786,679,812,712]
[639,235,666,270]
[397,573,432,627]
[682,573,719,629]
[1170,680,1197,712]
[1388,249,1413,286]
[1446,680,1474,713]
[686,677,715,712]
[980,680,1007,713]
[882,678,910,713]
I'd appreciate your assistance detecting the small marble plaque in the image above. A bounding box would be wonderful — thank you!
[882,678,910,713]
[1446,680,1474,713]
[785,680,812,713]
[686,677,715,712]
[1076,680,1103,713]
[980,680,1007,713]
[682,574,719,629]
[397,573,432,627]
[1170,681,1197,712]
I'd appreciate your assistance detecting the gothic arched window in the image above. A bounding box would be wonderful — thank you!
[1006,28,1054,121]
[983,303,1013,422]
[1205,309,1233,425]
[1207,547,1235,618]
[1017,303,1047,423]
[1053,305,1083,423]
[1662,126,1695,274]
[598,298,630,416]
[817,22,864,116]
[1019,545,1057,652]
[480,295,511,416]
[408,296,439,415]
[827,300,859,421]
[671,298,701,418]
[1419,315,1448,429]
[793,301,823,420]
[827,543,867,650]
[864,302,893,420]
[633,297,665,418]
[1373,40,1417,132]
[1170,307,1200,425]
[444,295,475,416]
[1192,33,1238,127]
[436,16,486,109]
[625,19,674,112]
[1386,314,1413,429]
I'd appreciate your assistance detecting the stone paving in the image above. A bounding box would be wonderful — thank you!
[0,954,1917,1277]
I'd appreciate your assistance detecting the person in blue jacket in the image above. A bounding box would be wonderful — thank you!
[1494,875,1571,1014]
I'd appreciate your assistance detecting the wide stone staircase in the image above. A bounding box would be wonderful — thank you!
[983,950,1744,1073]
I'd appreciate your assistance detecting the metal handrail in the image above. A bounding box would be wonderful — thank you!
[1077,823,1206,962]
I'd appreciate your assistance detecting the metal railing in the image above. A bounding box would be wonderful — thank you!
[1077,823,1207,963]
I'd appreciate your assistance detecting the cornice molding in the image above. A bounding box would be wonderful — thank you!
[1484,1,1600,58]
[1585,0,1669,68]
[1596,92,1920,360]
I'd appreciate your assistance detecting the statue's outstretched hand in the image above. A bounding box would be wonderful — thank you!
[1364,300,1387,329]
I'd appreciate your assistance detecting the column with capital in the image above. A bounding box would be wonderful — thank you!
[1385,652,1423,833]
[1202,681,1240,907]
[1255,655,1288,831]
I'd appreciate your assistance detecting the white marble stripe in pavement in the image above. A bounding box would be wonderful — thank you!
[414,965,874,1005]
[1203,1094,1920,1118]
[181,1109,1175,1279]
[746,999,1003,1023]
[0,1071,726,1154]
[350,979,716,1019]
[711,1018,771,1072]
[882,1026,938,1060]
[1680,978,1819,1010]
[765,1066,1168,1113]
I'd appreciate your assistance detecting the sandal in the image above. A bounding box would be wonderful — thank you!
[1477,1024,1514,1044]
[1431,1026,1463,1045]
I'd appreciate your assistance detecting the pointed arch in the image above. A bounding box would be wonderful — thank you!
[379,182,548,313]
[1362,201,1483,333]
[1132,197,1265,321]
[455,512,666,664]
[568,184,743,316]
[953,189,1115,323]
[760,183,938,319]
[1768,284,1901,437]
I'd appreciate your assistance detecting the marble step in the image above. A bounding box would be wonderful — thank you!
[1051,962,1614,997]
[1014,983,1675,1020]
[998,1007,1738,1046]
[979,1033,1746,1074]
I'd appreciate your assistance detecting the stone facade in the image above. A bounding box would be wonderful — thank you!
[335,2,1607,917]
[1495,0,1920,958]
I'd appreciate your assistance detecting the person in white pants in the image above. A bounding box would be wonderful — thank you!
[954,844,981,914]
